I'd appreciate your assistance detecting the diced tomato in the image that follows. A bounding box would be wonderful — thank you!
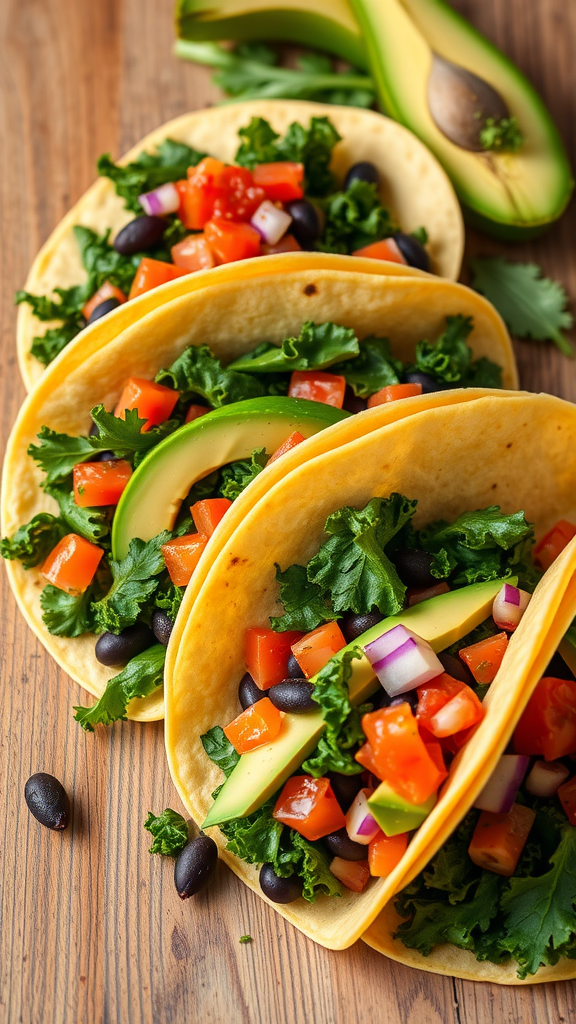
[204,219,261,264]
[422,738,448,783]
[181,158,228,229]
[42,533,104,596]
[459,632,508,684]
[245,627,303,690]
[416,673,465,728]
[361,704,445,805]
[185,404,209,424]
[171,234,215,272]
[468,804,535,876]
[73,459,132,507]
[513,676,576,761]
[262,233,302,255]
[252,162,304,203]
[82,282,127,320]
[267,431,306,465]
[534,520,576,571]
[367,383,423,408]
[114,377,179,431]
[291,622,347,679]
[407,582,450,606]
[329,856,370,892]
[427,688,484,738]
[161,533,207,586]
[212,165,265,222]
[223,697,282,754]
[128,258,189,300]
[191,498,232,538]
[288,371,346,409]
[355,740,382,779]
[272,775,345,841]
[558,776,576,825]
[353,238,407,264]
[368,830,408,877]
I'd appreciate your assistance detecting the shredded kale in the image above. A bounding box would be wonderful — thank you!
[0,514,66,568]
[228,321,359,374]
[98,139,206,213]
[74,643,166,730]
[219,448,268,502]
[156,345,267,407]
[45,482,110,545]
[235,115,341,196]
[90,532,170,635]
[317,179,396,255]
[408,315,502,388]
[331,336,402,397]
[270,563,339,633]
[144,808,189,856]
[418,507,537,588]
[201,727,240,780]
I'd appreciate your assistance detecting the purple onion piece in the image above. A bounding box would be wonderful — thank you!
[474,754,530,814]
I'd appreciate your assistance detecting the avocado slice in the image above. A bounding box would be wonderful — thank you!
[368,781,437,836]
[203,577,510,827]
[350,0,572,238]
[175,0,368,70]
[112,397,347,560]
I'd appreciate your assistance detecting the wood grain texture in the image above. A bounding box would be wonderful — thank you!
[1,1,575,1021]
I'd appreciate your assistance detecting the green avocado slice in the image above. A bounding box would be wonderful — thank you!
[350,0,572,238]
[111,397,348,560]
[203,577,511,828]
[368,782,437,837]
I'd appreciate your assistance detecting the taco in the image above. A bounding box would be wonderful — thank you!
[2,260,515,725]
[164,392,576,950]
[16,99,464,390]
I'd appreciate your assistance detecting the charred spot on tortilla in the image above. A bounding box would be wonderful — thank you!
[230,556,240,567]
[303,284,317,296]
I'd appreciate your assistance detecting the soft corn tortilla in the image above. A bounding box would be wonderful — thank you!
[165,393,576,950]
[18,98,464,390]
[2,267,516,721]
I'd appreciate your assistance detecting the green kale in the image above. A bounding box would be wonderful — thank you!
[317,180,396,255]
[40,583,99,638]
[239,935,253,944]
[302,703,367,777]
[304,646,363,755]
[228,321,359,374]
[74,226,142,295]
[418,506,535,587]
[0,514,66,568]
[45,482,110,544]
[201,726,240,780]
[465,357,504,389]
[410,315,474,384]
[89,405,180,461]
[270,563,339,633]
[98,139,206,214]
[289,831,342,901]
[234,116,279,169]
[234,115,341,196]
[219,448,268,502]
[153,578,184,621]
[331,336,402,397]
[74,643,166,730]
[91,532,170,634]
[28,426,94,486]
[156,345,267,407]
[480,116,523,153]
[144,808,189,856]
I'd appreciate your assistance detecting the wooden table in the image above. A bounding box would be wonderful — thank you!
[1,1,576,1021]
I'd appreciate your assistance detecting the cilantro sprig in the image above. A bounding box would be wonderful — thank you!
[91,533,170,635]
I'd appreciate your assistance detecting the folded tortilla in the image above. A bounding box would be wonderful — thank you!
[3,263,516,721]
[18,99,464,390]
[165,392,576,950]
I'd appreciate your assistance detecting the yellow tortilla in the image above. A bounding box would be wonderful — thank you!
[18,99,464,390]
[165,393,576,950]
[2,267,515,721]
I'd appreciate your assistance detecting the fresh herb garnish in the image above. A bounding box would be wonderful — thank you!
[74,643,166,730]
[91,532,170,635]
[302,649,366,777]
[234,114,341,196]
[239,935,253,944]
[219,448,269,502]
[317,179,397,254]
[229,321,359,374]
[156,344,267,407]
[479,116,523,153]
[45,482,110,544]
[144,808,189,856]
[40,583,100,638]
[98,139,206,214]
[0,514,66,569]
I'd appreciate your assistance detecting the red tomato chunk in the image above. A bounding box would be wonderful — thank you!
[360,704,445,805]
[330,857,370,892]
[367,383,422,408]
[534,520,576,572]
[245,627,303,690]
[171,234,215,272]
[224,697,282,754]
[73,459,132,507]
[114,377,179,431]
[252,162,304,203]
[273,776,345,841]
[514,676,576,760]
[204,219,261,263]
[82,281,127,320]
[468,804,535,876]
[558,776,576,825]
[267,431,306,465]
[291,622,347,679]
[161,533,207,586]
[459,632,508,684]
[191,498,232,538]
[368,831,408,877]
[288,371,346,409]
[128,258,189,300]
[42,534,104,595]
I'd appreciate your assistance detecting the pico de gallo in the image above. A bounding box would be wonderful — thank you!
[394,635,576,979]
[17,115,433,368]
[200,494,575,907]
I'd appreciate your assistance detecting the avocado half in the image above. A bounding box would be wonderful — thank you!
[111,397,347,560]
[351,0,573,238]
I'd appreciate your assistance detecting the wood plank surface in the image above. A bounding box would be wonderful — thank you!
[1,1,576,1022]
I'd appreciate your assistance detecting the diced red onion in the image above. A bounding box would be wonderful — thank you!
[492,583,531,632]
[474,754,530,813]
[250,200,292,245]
[139,182,180,216]
[345,788,379,845]
[363,624,443,697]
[525,759,570,797]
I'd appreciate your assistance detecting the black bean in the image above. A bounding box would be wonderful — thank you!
[285,199,321,248]
[438,651,475,687]
[238,672,266,710]
[95,622,154,667]
[344,161,379,190]
[268,679,316,714]
[87,297,122,325]
[392,549,437,589]
[151,610,173,646]
[403,370,447,395]
[286,653,302,679]
[341,610,384,644]
[324,828,367,861]
[327,771,363,812]
[114,215,167,255]
[24,773,70,830]
[259,863,303,904]
[174,835,218,899]
[393,232,430,272]
[389,691,419,711]
[342,386,367,416]
[91,450,117,463]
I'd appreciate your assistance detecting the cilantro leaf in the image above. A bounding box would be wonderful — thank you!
[331,336,402,397]
[144,808,189,856]
[219,448,268,501]
[275,117,341,196]
[91,533,170,634]
[470,258,574,357]
[270,563,339,633]
[317,180,396,255]
[45,482,110,544]
[28,427,94,486]
[307,495,415,615]
[228,321,359,374]
[98,139,206,214]
[156,344,267,406]
[40,583,99,637]
[480,116,523,153]
[73,643,165,730]
[89,405,179,460]
[200,727,240,779]
[1,514,66,568]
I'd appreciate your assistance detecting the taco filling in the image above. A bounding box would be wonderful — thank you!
[17,115,435,368]
[198,495,574,906]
